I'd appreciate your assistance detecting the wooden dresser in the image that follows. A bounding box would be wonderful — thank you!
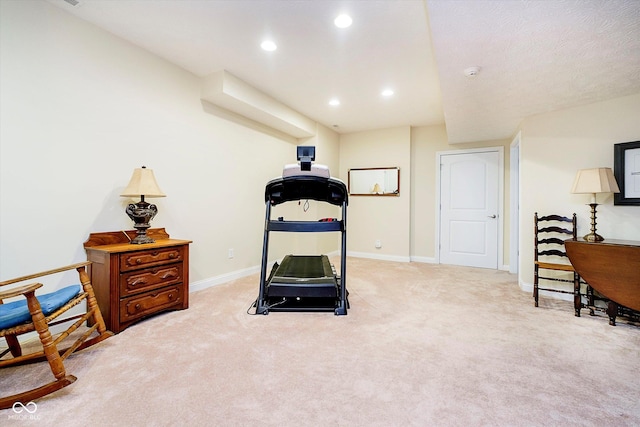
[84,228,191,333]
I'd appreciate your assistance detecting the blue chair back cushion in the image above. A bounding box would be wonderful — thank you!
[0,285,81,330]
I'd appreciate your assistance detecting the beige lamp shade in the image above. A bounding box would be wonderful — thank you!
[571,168,619,203]
[121,166,166,198]
[571,167,619,242]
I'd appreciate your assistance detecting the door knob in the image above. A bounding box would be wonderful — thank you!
[488,214,497,218]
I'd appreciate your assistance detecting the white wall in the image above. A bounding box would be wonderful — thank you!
[337,123,512,266]
[410,125,512,264]
[0,1,339,291]
[339,127,412,261]
[3,1,638,298]
[519,93,640,290]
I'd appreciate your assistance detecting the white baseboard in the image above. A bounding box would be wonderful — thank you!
[347,251,410,263]
[190,251,344,293]
[190,254,503,293]
[520,281,531,292]
[190,264,261,293]
[410,256,437,264]
[519,281,574,302]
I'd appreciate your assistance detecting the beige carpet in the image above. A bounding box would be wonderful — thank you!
[2,257,639,426]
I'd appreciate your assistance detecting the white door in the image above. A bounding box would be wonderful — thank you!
[439,150,500,269]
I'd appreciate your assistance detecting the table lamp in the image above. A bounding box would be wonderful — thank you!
[120,166,166,244]
[571,167,619,242]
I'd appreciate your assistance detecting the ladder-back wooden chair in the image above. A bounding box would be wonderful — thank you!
[533,213,585,316]
[0,261,112,409]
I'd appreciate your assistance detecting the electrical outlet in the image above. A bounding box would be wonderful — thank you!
[228,248,234,259]
[375,240,382,249]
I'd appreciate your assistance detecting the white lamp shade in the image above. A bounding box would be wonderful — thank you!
[121,167,166,198]
[571,168,620,194]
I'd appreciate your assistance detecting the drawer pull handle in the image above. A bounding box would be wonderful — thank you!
[169,253,176,259]
[136,258,142,264]
[131,279,147,287]
[168,293,174,300]
[135,303,141,311]
[161,272,177,279]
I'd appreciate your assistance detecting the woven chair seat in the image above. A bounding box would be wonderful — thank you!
[0,285,80,330]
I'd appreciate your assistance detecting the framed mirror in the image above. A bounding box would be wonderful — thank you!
[348,167,400,196]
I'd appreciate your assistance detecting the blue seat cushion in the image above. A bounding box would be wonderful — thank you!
[0,285,81,330]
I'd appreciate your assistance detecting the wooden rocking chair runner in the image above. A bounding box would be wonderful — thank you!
[0,261,112,409]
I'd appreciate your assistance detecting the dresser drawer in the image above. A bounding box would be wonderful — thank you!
[119,264,183,297]
[119,285,183,323]
[119,246,184,271]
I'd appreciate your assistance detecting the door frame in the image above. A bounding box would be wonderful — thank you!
[435,146,504,269]
[509,132,520,275]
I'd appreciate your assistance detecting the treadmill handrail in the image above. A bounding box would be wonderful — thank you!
[267,220,343,232]
[265,175,348,206]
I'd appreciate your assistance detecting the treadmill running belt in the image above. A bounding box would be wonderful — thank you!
[267,255,337,298]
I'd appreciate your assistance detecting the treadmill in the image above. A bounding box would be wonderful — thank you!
[255,147,349,315]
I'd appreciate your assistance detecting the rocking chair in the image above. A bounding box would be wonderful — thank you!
[0,261,112,409]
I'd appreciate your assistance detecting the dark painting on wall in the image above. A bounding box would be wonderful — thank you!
[614,141,640,206]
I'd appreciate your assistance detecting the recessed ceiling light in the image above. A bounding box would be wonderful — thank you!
[381,89,394,97]
[329,98,340,106]
[261,40,277,51]
[334,14,352,28]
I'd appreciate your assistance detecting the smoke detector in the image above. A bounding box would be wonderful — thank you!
[464,66,481,77]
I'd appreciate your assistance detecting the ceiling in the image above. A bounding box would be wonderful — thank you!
[48,0,640,143]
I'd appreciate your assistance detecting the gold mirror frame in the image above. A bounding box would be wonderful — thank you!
[348,167,400,196]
